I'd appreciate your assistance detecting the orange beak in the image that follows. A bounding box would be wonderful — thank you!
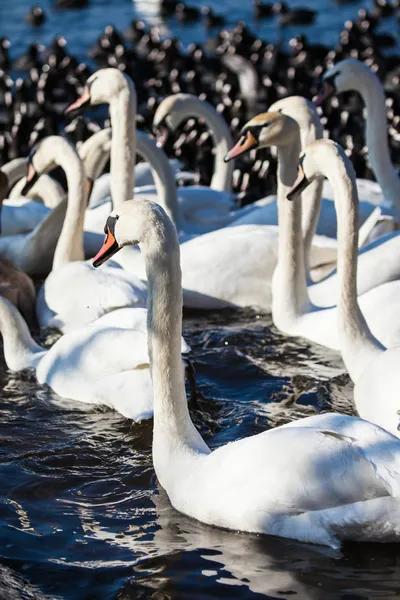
[65,86,91,115]
[224,131,258,162]
[314,81,335,107]
[93,227,119,267]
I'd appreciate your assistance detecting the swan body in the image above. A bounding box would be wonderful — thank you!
[0,297,187,421]
[93,197,400,548]
[317,59,400,218]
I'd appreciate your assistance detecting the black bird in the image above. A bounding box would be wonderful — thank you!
[25,5,46,26]
[273,2,316,25]
[0,38,11,71]
[253,0,274,20]
[175,3,201,23]
[201,6,225,28]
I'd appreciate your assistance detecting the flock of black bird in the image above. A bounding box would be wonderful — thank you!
[0,0,399,205]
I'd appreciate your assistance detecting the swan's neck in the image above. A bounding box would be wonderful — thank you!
[0,299,43,371]
[301,179,323,272]
[109,87,137,208]
[360,73,400,214]
[330,162,383,381]
[52,149,87,269]
[144,208,207,486]
[136,132,182,231]
[272,140,309,324]
[297,108,324,271]
[175,97,234,192]
[79,128,112,180]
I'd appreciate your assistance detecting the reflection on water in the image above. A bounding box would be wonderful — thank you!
[2,309,400,598]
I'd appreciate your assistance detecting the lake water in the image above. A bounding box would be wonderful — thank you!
[1,1,400,599]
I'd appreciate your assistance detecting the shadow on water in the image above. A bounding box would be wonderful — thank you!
[0,308,397,598]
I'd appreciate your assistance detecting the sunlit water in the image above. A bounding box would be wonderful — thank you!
[2,0,400,597]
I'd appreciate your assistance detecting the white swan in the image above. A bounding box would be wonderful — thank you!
[20,136,147,332]
[67,73,236,236]
[316,58,400,216]
[0,298,188,420]
[93,196,400,548]
[0,158,63,236]
[287,139,400,437]
[226,112,400,348]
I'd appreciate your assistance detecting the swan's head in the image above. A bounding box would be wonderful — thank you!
[224,112,299,161]
[93,198,176,267]
[20,136,83,196]
[315,59,371,105]
[65,68,135,116]
[153,93,191,147]
[287,139,354,200]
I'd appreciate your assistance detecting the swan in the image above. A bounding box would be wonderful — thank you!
[66,72,236,236]
[0,298,189,420]
[0,158,63,236]
[225,112,400,348]
[20,136,147,332]
[316,59,400,216]
[92,196,400,548]
[288,139,400,438]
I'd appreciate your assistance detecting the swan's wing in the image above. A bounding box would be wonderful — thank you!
[281,413,400,497]
[86,368,154,421]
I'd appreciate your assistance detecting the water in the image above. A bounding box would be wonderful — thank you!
[1,0,399,64]
[2,309,400,599]
[2,0,400,597]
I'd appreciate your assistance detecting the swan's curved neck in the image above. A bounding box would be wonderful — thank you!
[79,129,111,180]
[135,132,181,230]
[0,299,43,371]
[358,72,400,215]
[328,159,383,381]
[109,86,137,208]
[143,206,207,487]
[272,139,309,323]
[172,97,234,192]
[297,107,324,270]
[52,145,87,269]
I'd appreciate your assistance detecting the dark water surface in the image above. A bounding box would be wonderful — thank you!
[2,309,400,599]
[2,0,400,598]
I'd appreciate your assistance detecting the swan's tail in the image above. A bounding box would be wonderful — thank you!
[0,297,45,371]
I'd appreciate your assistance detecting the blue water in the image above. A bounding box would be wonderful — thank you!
[1,1,400,598]
[1,0,399,63]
